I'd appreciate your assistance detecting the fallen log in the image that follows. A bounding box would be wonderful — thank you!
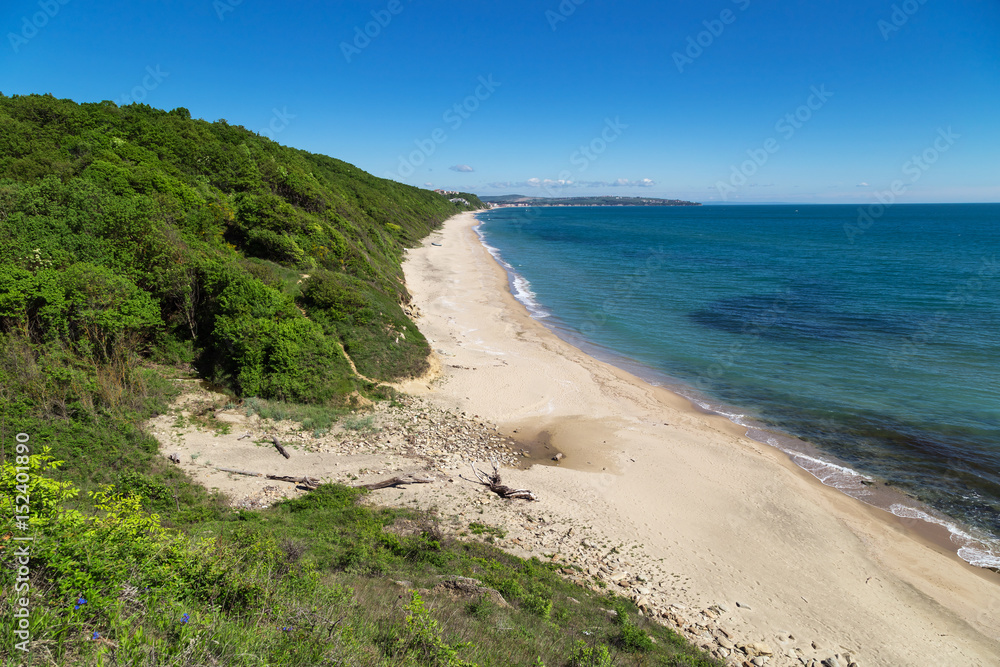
[359,475,435,490]
[215,467,263,477]
[470,459,537,501]
[266,474,321,490]
[272,436,290,459]
[212,467,434,493]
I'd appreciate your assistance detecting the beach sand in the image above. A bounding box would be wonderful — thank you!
[398,211,1000,666]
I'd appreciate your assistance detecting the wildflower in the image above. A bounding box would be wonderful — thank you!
[74,597,87,611]
[281,626,294,632]
[180,613,190,625]
[92,631,100,640]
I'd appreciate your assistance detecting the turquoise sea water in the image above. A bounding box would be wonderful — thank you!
[475,204,1000,568]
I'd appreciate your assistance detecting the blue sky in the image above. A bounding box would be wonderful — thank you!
[2,0,998,203]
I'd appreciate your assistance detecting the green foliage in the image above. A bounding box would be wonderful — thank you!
[469,522,507,538]
[568,639,613,667]
[609,598,655,653]
[0,92,482,405]
[394,591,478,667]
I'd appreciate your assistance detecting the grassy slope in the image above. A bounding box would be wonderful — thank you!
[0,94,718,666]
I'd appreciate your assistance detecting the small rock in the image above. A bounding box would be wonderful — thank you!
[552,453,564,461]
[736,601,752,610]
[812,641,822,650]
[752,657,766,667]
[821,659,841,667]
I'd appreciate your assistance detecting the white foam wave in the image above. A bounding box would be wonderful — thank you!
[477,234,551,319]
[889,504,1000,568]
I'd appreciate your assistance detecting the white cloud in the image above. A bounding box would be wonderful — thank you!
[856,182,869,187]
[449,164,475,173]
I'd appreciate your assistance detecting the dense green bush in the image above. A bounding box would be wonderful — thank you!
[0,92,484,404]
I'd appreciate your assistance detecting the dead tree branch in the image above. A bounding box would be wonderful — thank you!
[272,436,290,459]
[469,458,537,501]
[358,475,436,490]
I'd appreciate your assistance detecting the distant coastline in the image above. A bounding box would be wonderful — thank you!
[481,194,701,208]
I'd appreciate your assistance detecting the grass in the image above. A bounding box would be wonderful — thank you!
[241,395,349,433]
[1,467,722,667]
[0,334,720,667]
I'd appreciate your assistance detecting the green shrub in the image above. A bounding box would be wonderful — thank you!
[568,640,612,667]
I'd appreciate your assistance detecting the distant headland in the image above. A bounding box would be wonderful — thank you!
[480,194,701,208]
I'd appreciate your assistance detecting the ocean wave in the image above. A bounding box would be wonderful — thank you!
[475,225,551,319]
[890,504,1000,569]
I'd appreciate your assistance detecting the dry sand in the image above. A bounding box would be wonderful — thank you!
[397,211,1000,666]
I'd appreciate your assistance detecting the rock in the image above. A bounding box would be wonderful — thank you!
[432,576,510,608]
[821,659,841,667]
[812,641,822,650]
[636,587,651,595]
[609,570,630,581]
[552,453,564,461]
[718,603,731,612]
[736,601,751,610]
[750,643,773,656]
[717,636,735,650]
[752,658,766,666]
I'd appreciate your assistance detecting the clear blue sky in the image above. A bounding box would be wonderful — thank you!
[3,0,998,203]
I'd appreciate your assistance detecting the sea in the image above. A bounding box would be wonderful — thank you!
[474,203,1000,569]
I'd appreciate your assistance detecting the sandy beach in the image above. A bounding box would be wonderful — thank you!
[149,210,1000,667]
[398,211,1000,666]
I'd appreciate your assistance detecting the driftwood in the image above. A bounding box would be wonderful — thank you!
[213,467,433,493]
[266,474,321,490]
[470,459,537,501]
[358,475,435,490]
[215,467,263,477]
[237,432,252,440]
[272,436,291,459]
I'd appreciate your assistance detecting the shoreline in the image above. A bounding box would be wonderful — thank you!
[473,209,1000,571]
[401,211,1000,666]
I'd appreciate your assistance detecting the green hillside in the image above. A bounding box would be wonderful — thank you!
[0,93,483,403]
[0,95,717,667]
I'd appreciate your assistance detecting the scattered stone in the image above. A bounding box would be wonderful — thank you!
[432,576,510,608]
[821,658,841,667]
[736,601,752,610]
[552,452,564,461]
